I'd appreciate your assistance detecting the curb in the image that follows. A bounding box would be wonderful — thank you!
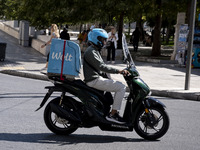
[135,57,178,64]
[1,70,199,101]
[0,70,48,81]
[151,89,200,101]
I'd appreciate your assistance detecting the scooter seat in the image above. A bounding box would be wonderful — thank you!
[72,80,113,105]
[48,76,113,105]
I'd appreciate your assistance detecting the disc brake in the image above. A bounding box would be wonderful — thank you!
[141,109,158,129]
[55,114,69,124]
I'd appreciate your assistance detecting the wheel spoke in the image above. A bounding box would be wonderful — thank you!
[152,126,160,132]
[139,117,142,121]
[143,125,147,133]
[63,123,69,128]
[149,109,153,114]
[157,115,163,122]
[53,118,57,125]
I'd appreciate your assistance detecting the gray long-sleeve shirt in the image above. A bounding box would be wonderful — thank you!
[83,45,119,83]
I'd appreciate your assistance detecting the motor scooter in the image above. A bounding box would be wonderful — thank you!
[36,53,170,140]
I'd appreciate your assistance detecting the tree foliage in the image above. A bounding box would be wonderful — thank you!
[0,0,199,55]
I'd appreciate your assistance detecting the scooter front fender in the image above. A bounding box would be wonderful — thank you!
[144,97,166,109]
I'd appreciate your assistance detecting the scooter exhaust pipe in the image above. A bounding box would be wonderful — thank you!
[50,103,81,123]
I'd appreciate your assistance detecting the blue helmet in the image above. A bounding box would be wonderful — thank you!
[88,28,108,48]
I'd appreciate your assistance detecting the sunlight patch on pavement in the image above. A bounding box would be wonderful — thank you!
[1,66,25,70]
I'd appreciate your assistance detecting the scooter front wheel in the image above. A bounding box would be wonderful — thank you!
[44,97,78,135]
[134,106,170,140]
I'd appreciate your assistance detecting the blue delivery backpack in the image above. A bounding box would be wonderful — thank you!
[47,39,81,79]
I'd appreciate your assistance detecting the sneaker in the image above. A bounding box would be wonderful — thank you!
[106,113,126,124]
[111,61,115,64]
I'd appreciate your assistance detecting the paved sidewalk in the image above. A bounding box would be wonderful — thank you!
[0,30,200,101]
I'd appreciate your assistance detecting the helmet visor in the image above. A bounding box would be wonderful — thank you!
[97,36,107,46]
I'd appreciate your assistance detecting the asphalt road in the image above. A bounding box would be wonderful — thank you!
[0,73,200,150]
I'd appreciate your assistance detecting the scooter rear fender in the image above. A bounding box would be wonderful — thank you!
[35,86,65,111]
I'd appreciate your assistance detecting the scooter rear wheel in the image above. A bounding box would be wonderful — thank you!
[44,97,78,135]
[134,106,170,140]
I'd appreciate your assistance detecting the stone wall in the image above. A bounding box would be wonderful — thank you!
[0,21,48,55]
[31,38,50,56]
[0,22,19,39]
[4,20,19,28]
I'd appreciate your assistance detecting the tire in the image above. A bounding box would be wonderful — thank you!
[44,97,78,135]
[134,106,170,140]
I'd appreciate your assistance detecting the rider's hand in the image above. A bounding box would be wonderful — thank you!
[119,70,130,76]
[41,44,45,48]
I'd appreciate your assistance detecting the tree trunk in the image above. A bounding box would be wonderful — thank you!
[79,24,82,33]
[128,22,131,36]
[165,23,171,45]
[117,12,124,49]
[162,27,165,42]
[138,15,144,41]
[151,0,162,56]
[186,1,191,25]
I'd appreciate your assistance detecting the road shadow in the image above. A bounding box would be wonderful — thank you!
[0,133,156,145]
